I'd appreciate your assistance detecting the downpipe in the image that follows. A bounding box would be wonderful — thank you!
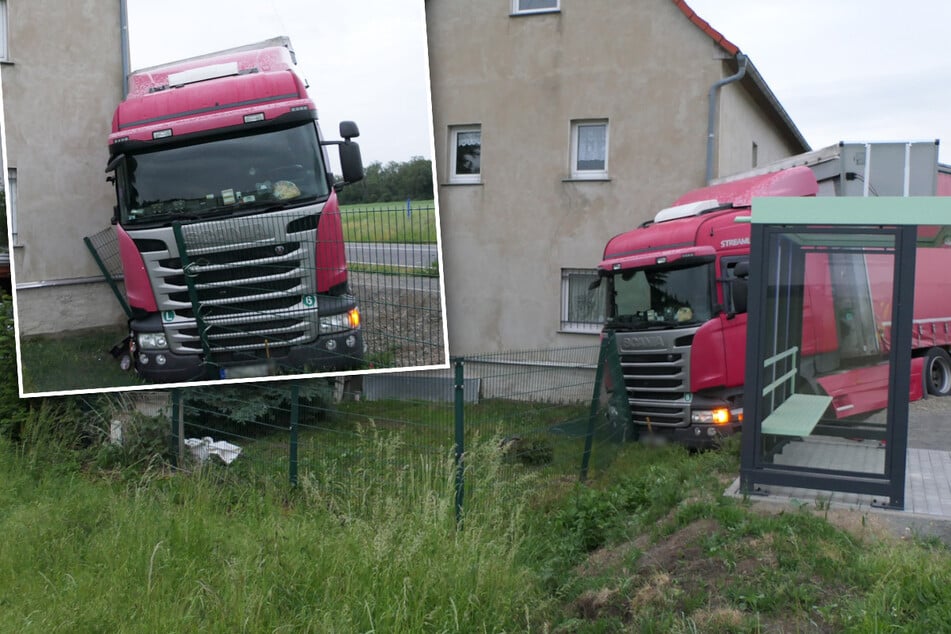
[706,53,748,184]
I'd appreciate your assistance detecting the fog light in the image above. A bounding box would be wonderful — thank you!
[156,354,167,366]
[707,427,717,436]
[139,353,150,365]
[345,335,357,348]
[326,339,337,351]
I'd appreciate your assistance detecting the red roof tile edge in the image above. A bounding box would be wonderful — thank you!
[673,0,740,56]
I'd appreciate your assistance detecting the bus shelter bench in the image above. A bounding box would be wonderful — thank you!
[760,346,831,437]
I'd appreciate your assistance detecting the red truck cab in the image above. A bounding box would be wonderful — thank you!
[107,38,365,382]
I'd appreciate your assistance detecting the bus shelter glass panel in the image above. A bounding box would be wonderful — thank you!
[756,229,897,478]
[912,225,951,405]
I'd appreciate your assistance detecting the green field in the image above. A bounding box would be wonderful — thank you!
[340,200,438,243]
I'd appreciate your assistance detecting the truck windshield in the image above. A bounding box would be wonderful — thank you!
[606,259,715,329]
[117,122,330,225]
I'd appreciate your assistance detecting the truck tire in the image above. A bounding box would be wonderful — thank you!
[924,347,951,396]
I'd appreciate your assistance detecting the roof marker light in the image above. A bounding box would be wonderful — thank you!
[654,199,721,224]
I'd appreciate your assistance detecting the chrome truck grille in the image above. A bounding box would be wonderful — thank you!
[132,208,322,357]
[613,327,699,428]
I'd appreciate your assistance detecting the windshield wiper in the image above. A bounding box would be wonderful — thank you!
[606,314,648,331]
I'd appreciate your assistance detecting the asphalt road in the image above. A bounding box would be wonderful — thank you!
[345,242,438,269]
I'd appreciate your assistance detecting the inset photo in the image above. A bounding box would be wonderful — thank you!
[1,0,446,396]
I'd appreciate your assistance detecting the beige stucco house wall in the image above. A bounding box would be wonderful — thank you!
[2,0,125,336]
[427,0,809,356]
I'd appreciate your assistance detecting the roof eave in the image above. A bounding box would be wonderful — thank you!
[741,57,811,153]
[674,0,811,154]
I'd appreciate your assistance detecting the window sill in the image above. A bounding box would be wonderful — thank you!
[441,181,483,187]
[510,10,561,17]
[0,59,13,66]
[562,176,611,183]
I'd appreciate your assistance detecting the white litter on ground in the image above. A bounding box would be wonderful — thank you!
[183,437,242,465]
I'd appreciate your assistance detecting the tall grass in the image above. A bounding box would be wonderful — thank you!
[0,425,549,632]
[6,393,951,631]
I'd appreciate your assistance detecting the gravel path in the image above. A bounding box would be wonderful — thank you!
[350,272,447,369]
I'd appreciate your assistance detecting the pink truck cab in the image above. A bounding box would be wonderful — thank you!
[106,38,365,382]
[596,143,951,447]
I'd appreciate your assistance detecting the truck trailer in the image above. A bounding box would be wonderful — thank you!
[595,142,951,447]
[106,37,365,382]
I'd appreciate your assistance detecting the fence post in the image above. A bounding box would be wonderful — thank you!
[170,389,181,468]
[453,357,465,527]
[289,383,300,487]
[580,334,612,482]
[171,222,213,374]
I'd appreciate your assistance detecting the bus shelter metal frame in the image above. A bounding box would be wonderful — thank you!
[739,197,951,510]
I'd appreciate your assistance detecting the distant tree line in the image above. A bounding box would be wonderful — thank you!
[337,156,434,205]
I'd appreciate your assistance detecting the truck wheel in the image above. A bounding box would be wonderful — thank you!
[925,347,951,396]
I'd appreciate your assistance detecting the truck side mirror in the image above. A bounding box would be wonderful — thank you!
[732,279,748,314]
[339,120,360,140]
[729,260,750,315]
[339,141,364,184]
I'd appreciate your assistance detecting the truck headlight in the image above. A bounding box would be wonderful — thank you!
[137,332,168,350]
[691,408,743,425]
[319,308,360,334]
[319,313,351,334]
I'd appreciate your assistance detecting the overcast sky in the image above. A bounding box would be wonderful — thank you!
[126,2,951,167]
[686,0,951,164]
[126,0,433,166]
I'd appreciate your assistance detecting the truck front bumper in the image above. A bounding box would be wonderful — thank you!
[132,329,365,383]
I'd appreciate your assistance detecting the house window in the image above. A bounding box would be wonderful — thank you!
[6,168,16,246]
[449,125,481,184]
[0,0,8,61]
[561,268,605,332]
[512,0,559,15]
[570,120,609,179]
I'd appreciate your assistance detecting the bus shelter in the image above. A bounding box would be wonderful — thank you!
[739,197,951,509]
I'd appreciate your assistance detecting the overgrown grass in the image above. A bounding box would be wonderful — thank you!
[5,397,951,632]
[0,426,548,632]
[340,200,437,243]
[18,325,144,393]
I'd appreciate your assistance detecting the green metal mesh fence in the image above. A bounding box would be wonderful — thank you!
[83,227,132,318]
[154,336,633,516]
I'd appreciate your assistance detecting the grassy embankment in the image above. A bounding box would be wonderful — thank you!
[3,398,951,632]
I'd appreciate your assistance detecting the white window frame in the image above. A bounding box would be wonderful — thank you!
[6,168,16,246]
[512,0,560,15]
[570,119,609,180]
[448,124,482,184]
[560,268,605,333]
[0,0,8,62]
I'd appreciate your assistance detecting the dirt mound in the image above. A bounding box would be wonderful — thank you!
[569,518,833,631]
